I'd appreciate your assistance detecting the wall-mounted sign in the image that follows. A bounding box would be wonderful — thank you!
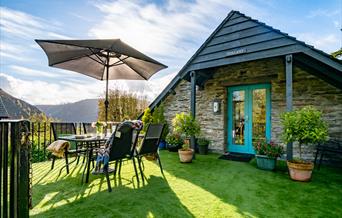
[226,48,247,57]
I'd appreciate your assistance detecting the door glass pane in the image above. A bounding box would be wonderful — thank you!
[232,90,245,145]
[252,89,266,143]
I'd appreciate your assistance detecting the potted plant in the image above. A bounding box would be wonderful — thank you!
[172,113,201,163]
[165,133,183,152]
[91,121,107,136]
[281,106,328,181]
[197,137,210,155]
[253,140,284,170]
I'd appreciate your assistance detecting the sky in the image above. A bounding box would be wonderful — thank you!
[0,0,341,105]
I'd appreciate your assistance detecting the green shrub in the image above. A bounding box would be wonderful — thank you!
[165,133,183,146]
[141,108,153,133]
[281,106,328,158]
[253,140,284,158]
[172,113,201,138]
[197,138,210,147]
[152,103,169,140]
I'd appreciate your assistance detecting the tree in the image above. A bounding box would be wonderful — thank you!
[331,48,342,59]
[98,89,149,122]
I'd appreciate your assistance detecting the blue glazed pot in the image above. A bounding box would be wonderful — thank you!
[159,140,166,149]
[255,155,276,170]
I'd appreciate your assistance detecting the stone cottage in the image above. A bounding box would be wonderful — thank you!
[149,11,342,159]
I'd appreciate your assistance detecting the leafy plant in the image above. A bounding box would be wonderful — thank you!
[141,108,153,133]
[172,113,201,138]
[152,103,169,140]
[197,138,210,147]
[165,133,183,146]
[253,140,284,158]
[281,106,328,159]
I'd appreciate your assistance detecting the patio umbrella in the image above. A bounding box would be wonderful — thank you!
[35,39,167,123]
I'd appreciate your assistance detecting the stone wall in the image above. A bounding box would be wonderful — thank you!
[161,57,342,159]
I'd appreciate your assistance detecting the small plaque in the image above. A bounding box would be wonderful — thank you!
[226,48,247,57]
[115,131,121,138]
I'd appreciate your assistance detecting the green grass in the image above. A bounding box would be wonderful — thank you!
[30,151,342,218]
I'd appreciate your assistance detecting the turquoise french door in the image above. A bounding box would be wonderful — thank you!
[227,84,271,154]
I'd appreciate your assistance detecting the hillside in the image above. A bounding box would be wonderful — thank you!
[37,99,98,122]
[0,88,42,119]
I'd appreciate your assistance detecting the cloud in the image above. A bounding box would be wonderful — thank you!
[88,0,264,66]
[0,70,176,105]
[307,9,340,18]
[295,33,340,53]
[0,42,34,62]
[0,7,71,63]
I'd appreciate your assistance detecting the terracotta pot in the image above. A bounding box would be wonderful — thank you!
[178,149,194,163]
[287,160,314,182]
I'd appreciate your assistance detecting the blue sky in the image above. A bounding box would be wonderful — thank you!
[0,0,341,105]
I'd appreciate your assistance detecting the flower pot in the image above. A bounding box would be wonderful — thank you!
[178,149,194,163]
[287,160,314,182]
[159,140,166,149]
[198,145,208,155]
[255,155,276,170]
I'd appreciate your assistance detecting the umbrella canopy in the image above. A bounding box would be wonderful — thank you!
[36,39,167,122]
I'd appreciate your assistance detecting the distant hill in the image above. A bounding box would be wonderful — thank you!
[37,99,98,122]
[0,88,42,119]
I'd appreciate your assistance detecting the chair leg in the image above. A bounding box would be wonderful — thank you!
[137,156,145,183]
[118,160,122,176]
[132,157,140,184]
[76,155,80,165]
[83,155,86,164]
[156,153,164,175]
[114,160,119,177]
[51,156,56,170]
[105,170,112,192]
[65,154,69,174]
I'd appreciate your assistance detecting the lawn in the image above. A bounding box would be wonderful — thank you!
[30,151,342,218]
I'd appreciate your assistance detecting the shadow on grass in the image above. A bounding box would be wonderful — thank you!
[31,160,194,218]
[160,151,342,217]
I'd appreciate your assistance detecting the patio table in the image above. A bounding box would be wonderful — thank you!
[58,135,108,183]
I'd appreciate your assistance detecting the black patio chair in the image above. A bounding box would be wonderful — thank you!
[96,122,140,192]
[135,124,165,182]
[50,122,86,173]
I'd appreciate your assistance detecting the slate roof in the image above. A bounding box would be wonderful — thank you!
[0,95,9,119]
[148,10,342,111]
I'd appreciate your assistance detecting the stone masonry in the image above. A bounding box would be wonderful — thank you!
[162,57,342,159]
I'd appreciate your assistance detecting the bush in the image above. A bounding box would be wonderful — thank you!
[253,140,284,158]
[152,104,169,140]
[281,106,328,158]
[141,108,153,133]
[172,113,201,138]
[197,138,210,147]
[165,133,183,146]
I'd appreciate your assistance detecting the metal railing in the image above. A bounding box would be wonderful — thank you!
[0,120,31,218]
[30,122,118,163]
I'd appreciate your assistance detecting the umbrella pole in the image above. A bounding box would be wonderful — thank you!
[105,53,109,124]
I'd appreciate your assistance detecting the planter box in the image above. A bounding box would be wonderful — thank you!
[198,145,208,155]
[255,155,276,170]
